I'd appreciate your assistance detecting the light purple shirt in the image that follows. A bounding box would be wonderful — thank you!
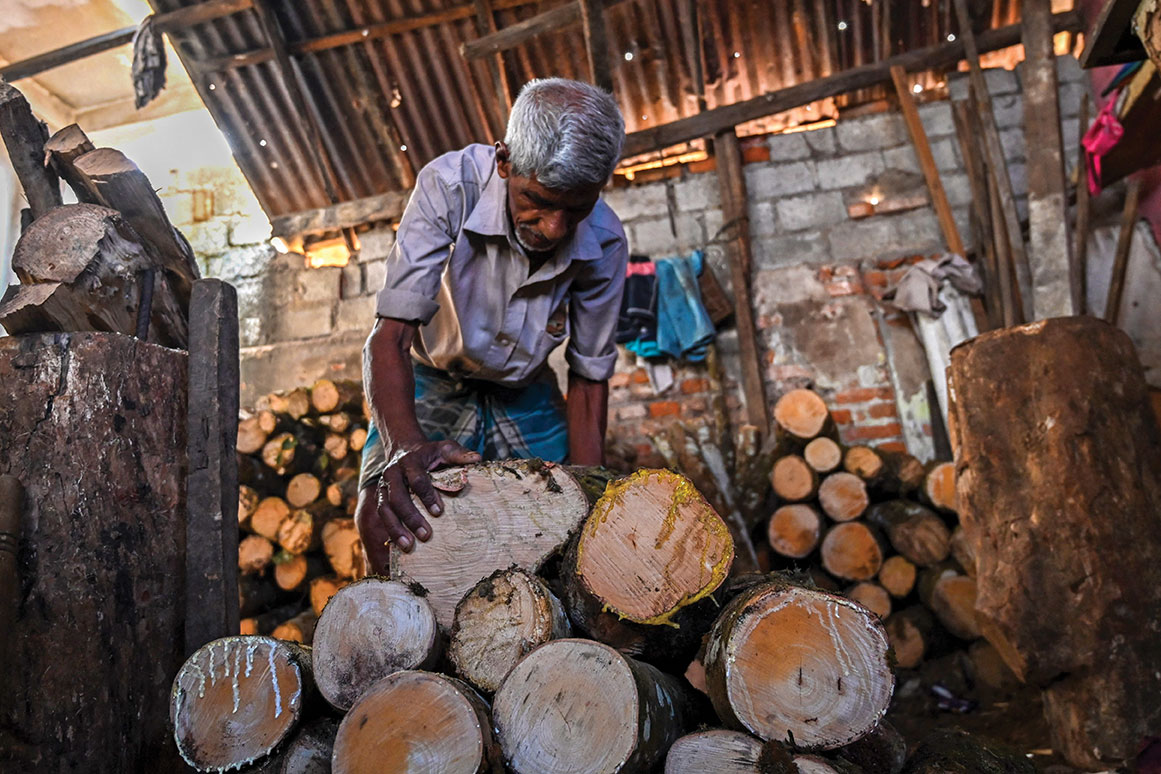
[375,144,628,386]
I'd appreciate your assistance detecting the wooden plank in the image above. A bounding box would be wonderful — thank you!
[1105,179,1141,326]
[0,0,253,82]
[462,1,582,59]
[1079,0,1147,68]
[621,10,1083,159]
[889,65,964,257]
[579,0,614,92]
[473,0,512,126]
[713,129,770,435]
[0,81,62,219]
[1074,95,1091,314]
[185,278,241,656]
[270,190,409,238]
[952,0,1033,323]
[952,100,1002,330]
[676,0,706,112]
[1022,0,1075,319]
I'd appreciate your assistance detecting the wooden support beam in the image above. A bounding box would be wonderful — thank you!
[1022,0,1074,319]
[472,0,512,127]
[713,129,770,435]
[952,0,1033,322]
[270,190,409,238]
[676,0,706,113]
[0,0,253,83]
[1074,95,1091,314]
[889,65,964,258]
[461,0,632,60]
[621,10,1082,159]
[579,0,614,92]
[1079,0,1148,68]
[185,279,241,656]
[1105,179,1141,326]
[0,81,62,220]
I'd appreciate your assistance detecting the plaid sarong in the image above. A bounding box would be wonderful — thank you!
[359,362,568,490]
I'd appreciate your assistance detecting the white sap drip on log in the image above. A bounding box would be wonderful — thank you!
[268,641,282,718]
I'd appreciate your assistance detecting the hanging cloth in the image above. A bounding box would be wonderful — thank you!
[132,15,167,109]
[1082,97,1124,196]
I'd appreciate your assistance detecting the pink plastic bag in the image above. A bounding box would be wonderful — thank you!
[1082,97,1125,195]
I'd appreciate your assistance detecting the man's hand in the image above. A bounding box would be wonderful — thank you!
[357,439,480,571]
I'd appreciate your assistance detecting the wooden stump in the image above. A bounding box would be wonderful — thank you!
[493,638,692,774]
[703,579,893,749]
[767,504,823,559]
[664,730,774,774]
[171,636,313,772]
[771,455,818,502]
[820,522,884,581]
[948,317,1161,768]
[845,581,892,619]
[449,570,570,694]
[332,671,498,774]
[390,461,589,627]
[817,473,869,522]
[773,389,831,441]
[574,468,733,625]
[804,437,843,473]
[0,333,187,771]
[865,501,950,567]
[312,579,439,710]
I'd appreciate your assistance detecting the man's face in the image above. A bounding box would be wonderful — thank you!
[496,145,604,254]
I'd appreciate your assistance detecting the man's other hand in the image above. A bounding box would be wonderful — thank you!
[357,439,480,572]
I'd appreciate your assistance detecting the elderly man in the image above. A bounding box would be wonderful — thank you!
[356,78,628,572]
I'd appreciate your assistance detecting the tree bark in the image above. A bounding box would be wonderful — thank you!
[900,728,1035,774]
[836,720,907,774]
[704,578,893,749]
[449,569,570,694]
[494,638,694,774]
[948,316,1161,768]
[171,636,313,771]
[390,461,589,627]
[0,80,61,219]
[312,578,440,711]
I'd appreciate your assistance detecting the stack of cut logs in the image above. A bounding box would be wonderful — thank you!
[175,429,1034,773]
[234,379,371,642]
[0,83,198,347]
[766,388,1011,690]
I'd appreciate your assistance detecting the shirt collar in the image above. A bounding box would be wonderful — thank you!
[463,159,604,264]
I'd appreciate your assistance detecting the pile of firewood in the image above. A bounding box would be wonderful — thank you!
[173,451,1035,773]
[763,388,1013,693]
[0,83,198,347]
[234,379,370,641]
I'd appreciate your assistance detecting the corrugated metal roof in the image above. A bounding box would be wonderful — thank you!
[152,0,1029,223]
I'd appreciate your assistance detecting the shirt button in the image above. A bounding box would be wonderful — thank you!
[496,333,512,345]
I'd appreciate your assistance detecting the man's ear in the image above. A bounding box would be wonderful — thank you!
[495,141,510,179]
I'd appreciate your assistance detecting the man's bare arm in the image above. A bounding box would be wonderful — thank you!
[566,370,609,466]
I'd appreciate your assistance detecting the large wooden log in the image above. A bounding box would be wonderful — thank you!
[390,461,589,627]
[704,579,894,749]
[574,468,733,625]
[171,636,313,772]
[449,569,570,694]
[900,729,1035,774]
[664,730,790,774]
[0,80,61,218]
[820,521,885,582]
[333,671,498,774]
[767,503,823,559]
[864,500,951,567]
[43,124,99,203]
[493,638,694,774]
[773,389,831,441]
[0,203,188,346]
[817,472,869,522]
[311,578,440,711]
[948,317,1161,769]
[0,332,186,771]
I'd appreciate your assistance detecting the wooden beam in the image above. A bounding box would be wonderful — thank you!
[185,278,241,656]
[270,190,409,238]
[1074,95,1091,314]
[1105,179,1141,326]
[1079,0,1147,68]
[462,2,581,59]
[1022,0,1074,319]
[472,0,512,127]
[889,65,964,257]
[621,10,1082,159]
[579,0,614,92]
[0,0,253,83]
[713,129,770,435]
[952,0,1033,322]
[676,0,706,112]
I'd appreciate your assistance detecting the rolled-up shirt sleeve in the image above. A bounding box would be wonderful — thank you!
[375,164,461,324]
[565,223,628,381]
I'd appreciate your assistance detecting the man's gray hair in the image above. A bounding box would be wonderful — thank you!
[503,78,625,190]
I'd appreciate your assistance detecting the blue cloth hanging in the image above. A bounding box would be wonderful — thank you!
[654,251,716,362]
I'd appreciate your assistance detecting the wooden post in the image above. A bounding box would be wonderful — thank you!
[579,0,613,92]
[951,0,1033,321]
[952,100,1002,330]
[185,279,241,656]
[1022,0,1075,319]
[713,129,771,435]
[889,65,965,258]
[1074,95,1091,314]
[1104,179,1141,326]
[0,81,61,220]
